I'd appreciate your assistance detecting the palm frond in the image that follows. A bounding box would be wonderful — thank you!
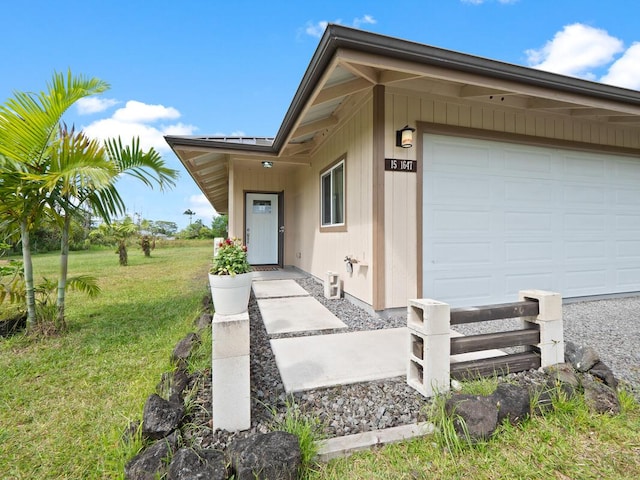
[66,275,101,298]
[104,137,179,191]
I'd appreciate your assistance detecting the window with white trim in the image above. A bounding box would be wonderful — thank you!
[320,159,345,227]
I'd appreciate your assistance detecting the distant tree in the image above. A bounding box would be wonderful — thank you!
[153,220,178,236]
[183,209,195,225]
[140,235,152,257]
[211,215,228,238]
[110,217,138,266]
[177,219,216,239]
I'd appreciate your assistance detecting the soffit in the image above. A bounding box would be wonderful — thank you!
[166,25,640,214]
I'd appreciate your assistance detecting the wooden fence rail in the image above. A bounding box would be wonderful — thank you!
[407,290,564,397]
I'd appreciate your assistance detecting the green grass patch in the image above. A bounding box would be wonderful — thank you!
[0,240,212,479]
[269,398,326,479]
[312,387,640,480]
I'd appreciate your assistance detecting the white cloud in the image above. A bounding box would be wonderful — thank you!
[526,23,624,79]
[112,100,180,123]
[305,20,330,38]
[353,15,376,28]
[188,193,217,219]
[81,100,197,153]
[76,96,119,115]
[304,15,377,38]
[600,42,640,90]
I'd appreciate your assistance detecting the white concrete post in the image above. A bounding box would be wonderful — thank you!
[519,289,564,368]
[211,311,251,431]
[406,299,451,398]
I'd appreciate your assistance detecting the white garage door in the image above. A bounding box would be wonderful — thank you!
[423,134,640,307]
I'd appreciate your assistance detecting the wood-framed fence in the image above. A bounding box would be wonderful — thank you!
[407,290,564,397]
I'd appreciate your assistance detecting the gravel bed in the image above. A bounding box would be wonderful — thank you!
[192,277,640,450]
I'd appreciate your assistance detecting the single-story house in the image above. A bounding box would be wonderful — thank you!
[166,25,640,313]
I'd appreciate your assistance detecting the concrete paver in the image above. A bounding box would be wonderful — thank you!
[252,279,309,299]
[258,296,347,335]
[270,327,408,392]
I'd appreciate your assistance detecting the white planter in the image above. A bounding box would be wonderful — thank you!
[208,272,252,315]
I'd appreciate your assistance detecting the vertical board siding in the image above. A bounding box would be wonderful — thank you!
[384,89,640,309]
[290,98,374,304]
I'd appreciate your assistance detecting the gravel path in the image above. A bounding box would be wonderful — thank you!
[196,276,639,449]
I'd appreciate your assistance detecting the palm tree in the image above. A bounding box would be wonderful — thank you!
[0,71,179,329]
[0,72,108,329]
[37,129,178,324]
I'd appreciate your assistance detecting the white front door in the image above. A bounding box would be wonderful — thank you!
[245,193,279,264]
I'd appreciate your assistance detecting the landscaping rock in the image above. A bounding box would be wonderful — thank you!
[170,368,191,403]
[544,363,580,397]
[491,383,530,425]
[172,332,200,364]
[228,431,301,480]
[125,431,178,480]
[589,361,619,390]
[445,395,498,442]
[565,341,599,372]
[0,314,26,337]
[195,312,213,331]
[167,447,227,480]
[582,374,621,415]
[530,385,554,415]
[142,394,184,440]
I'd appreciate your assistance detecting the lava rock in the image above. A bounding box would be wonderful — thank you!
[445,394,498,443]
[582,374,621,415]
[195,312,213,331]
[565,341,600,372]
[228,431,301,480]
[589,361,618,390]
[142,394,184,440]
[172,332,200,364]
[491,383,531,425]
[544,363,580,397]
[170,368,191,402]
[125,431,178,480]
[167,447,227,480]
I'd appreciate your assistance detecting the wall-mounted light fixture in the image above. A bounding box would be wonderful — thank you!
[262,161,274,168]
[396,125,416,148]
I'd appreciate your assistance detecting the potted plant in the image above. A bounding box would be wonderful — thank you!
[208,237,252,315]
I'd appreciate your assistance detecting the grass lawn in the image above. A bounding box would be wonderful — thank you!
[0,240,212,479]
[310,392,640,479]
[2,240,639,479]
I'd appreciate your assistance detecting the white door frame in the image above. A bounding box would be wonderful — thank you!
[244,191,283,265]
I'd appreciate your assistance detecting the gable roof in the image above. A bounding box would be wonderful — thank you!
[166,24,640,213]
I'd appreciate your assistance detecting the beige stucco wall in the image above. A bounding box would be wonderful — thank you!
[383,87,640,308]
[290,96,374,305]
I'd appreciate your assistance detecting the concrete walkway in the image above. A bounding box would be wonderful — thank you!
[252,275,507,394]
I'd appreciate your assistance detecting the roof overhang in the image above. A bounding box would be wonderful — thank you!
[166,24,640,213]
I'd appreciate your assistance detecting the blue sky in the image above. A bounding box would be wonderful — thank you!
[3,0,640,230]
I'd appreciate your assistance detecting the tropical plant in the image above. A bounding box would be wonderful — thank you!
[0,259,100,331]
[110,217,139,266]
[210,237,251,276]
[1,72,179,329]
[0,71,109,329]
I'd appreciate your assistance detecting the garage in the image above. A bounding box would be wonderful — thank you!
[423,133,640,307]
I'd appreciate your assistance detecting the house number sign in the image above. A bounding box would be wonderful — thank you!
[385,158,417,172]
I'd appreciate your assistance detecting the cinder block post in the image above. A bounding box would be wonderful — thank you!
[519,289,564,368]
[211,311,251,431]
[407,299,451,398]
[323,271,341,299]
